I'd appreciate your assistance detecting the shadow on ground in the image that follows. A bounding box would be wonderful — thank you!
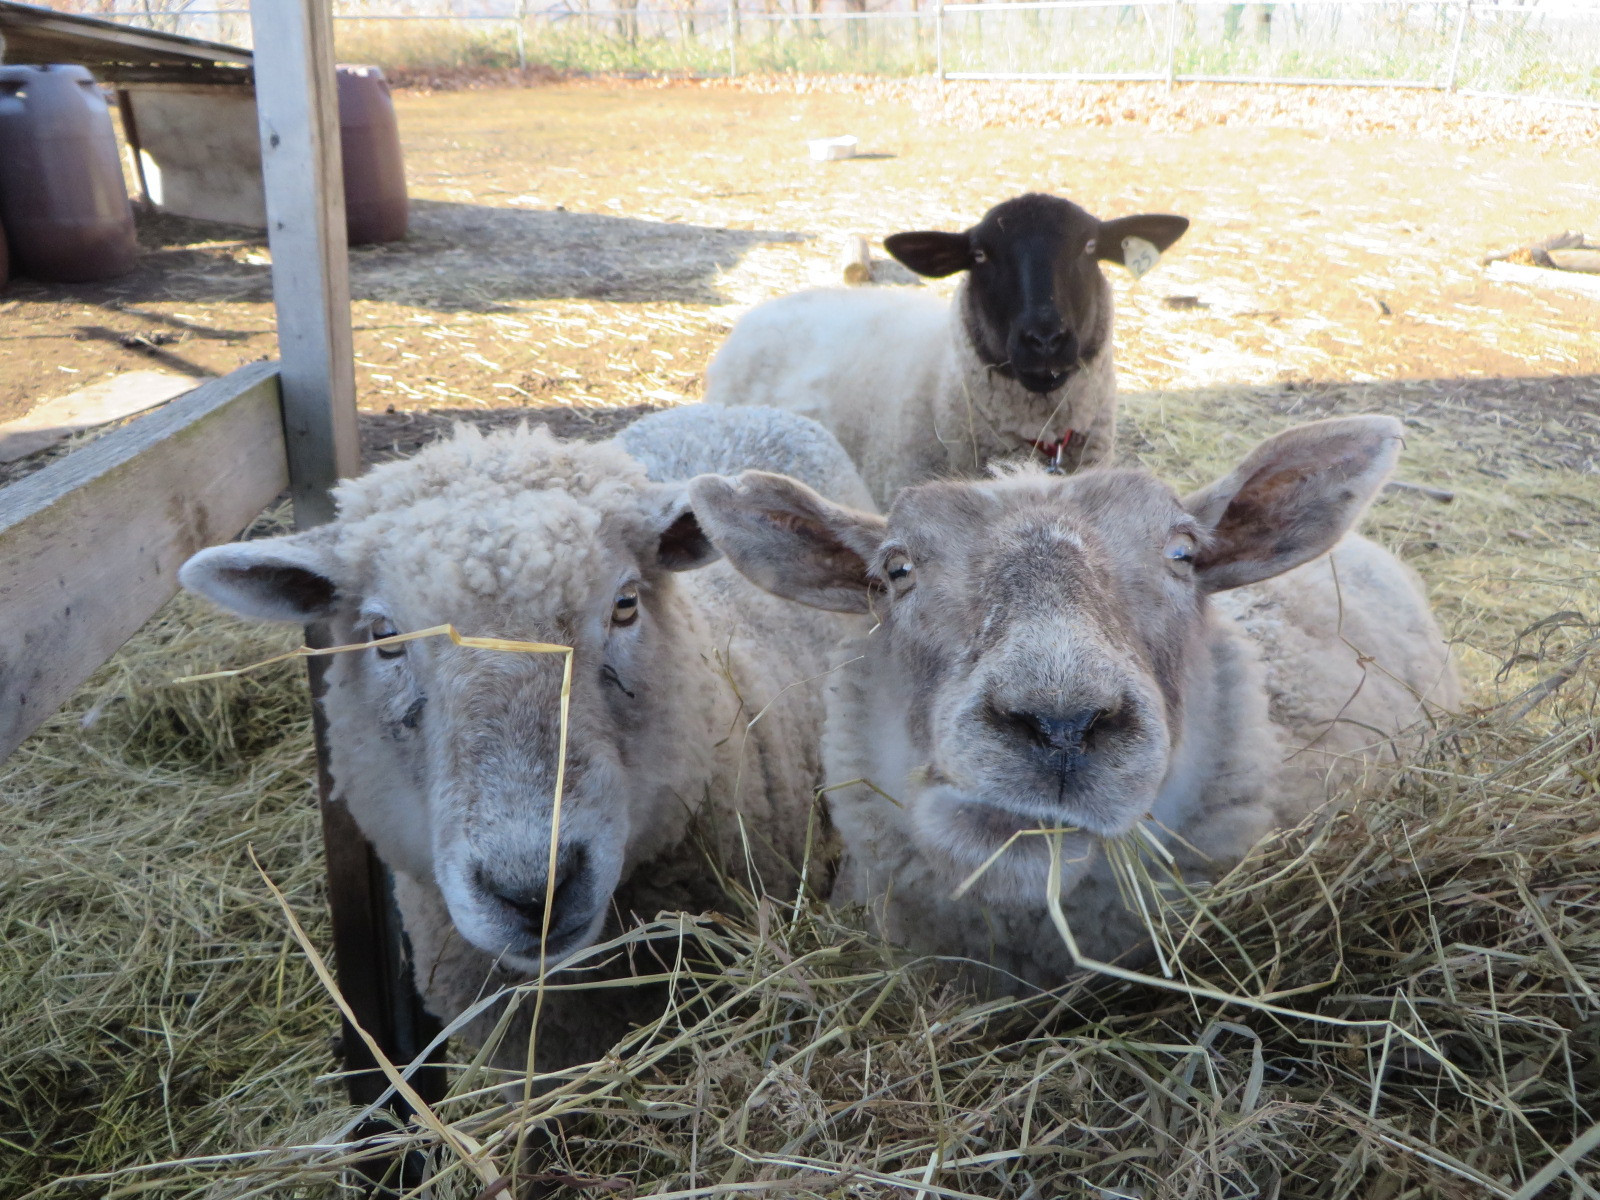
[1,203,803,313]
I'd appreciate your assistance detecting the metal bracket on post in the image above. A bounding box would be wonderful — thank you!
[248,0,448,1171]
[1445,0,1470,91]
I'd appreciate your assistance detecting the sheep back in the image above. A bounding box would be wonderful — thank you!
[619,403,877,512]
[705,283,1118,507]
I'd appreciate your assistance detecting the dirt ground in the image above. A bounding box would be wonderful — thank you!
[4,80,1597,418]
[1,78,1596,676]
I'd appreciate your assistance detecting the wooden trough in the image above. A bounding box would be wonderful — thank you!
[0,0,445,1148]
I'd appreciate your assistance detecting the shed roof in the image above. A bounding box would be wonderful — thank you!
[0,0,251,83]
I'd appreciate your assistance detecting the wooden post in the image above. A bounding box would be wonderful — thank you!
[114,88,154,208]
[1444,0,1470,91]
[1165,0,1180,87]
[248,0,447,1135]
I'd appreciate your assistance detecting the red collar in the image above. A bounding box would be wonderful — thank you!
[1032,429,1077,466]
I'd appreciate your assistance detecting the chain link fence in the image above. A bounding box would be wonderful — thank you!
[73,0,1600,105]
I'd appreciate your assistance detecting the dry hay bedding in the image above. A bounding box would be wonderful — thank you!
[2,436,1598,1198]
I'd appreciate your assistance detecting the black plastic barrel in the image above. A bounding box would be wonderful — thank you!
[337,64,407,245]
[0,64,138,283]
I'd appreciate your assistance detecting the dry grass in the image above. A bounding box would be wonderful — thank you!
[3,448,1596,1199]
[0,592,356,1196]
[9,617,1595,1198]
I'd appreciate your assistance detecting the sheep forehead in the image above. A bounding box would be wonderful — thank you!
[893,469,1187,614]
[332,423,646,524]
[336,483,640,630]
[974,192,1097,246]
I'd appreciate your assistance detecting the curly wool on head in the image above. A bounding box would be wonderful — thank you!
[325,425,654,621]
[335,423,649,524]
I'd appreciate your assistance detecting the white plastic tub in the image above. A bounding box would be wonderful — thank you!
[807,135,858,162]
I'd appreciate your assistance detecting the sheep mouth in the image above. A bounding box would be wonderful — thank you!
[1014,365,1076,394]
[496,908,605,973]
[913,789,1101,898]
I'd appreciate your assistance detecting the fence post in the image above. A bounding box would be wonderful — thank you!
[515,0,528,70]
[728,0,738,76]
[1165,0,1179,86]
[935,0,945,80]
[248,0,448,1165]
[1445,0,1469,91]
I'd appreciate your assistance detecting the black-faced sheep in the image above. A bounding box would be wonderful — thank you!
[179,406,870,1070]
[688,415,1461,986]
[704,192,1189,507]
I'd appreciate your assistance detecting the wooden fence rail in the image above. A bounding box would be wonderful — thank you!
[0,361,287,760]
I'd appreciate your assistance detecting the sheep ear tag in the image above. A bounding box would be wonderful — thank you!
[1121,236,1161,280]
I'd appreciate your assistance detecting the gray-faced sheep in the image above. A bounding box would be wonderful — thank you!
[179,406,869,1070]
[704,192,1189,508]
[688,415,1461,987]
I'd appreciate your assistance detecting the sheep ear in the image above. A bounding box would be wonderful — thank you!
[645,484,722,572]
[1182,415,1404,594]
[1096,214,1190,264]
[179,530,343,623]
[687,471,886,614]
[884,231,975,278]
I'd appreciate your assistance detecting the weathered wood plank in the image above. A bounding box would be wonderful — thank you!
[1486,260,1600,301]
[0,361,285,760]
[249,0,445,1127]
[251,0,359,528]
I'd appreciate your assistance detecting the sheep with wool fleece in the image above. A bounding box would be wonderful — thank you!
[704,192,1189,507]
[688,415,1461,987]
[178,406,871,1070]
[618,400,875,511]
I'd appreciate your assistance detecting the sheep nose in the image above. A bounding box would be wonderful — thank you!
[994,703,1117,769]
[1017,322,1075,360]
[476,846,588,938]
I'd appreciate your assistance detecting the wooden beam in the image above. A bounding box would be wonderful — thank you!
[0,362,284,760]
[249,0,446,1128]
[251,0,359,530]
[0,0,252,68]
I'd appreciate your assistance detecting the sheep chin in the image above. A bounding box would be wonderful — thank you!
[492,905,611,976]
[909,782,1102,906]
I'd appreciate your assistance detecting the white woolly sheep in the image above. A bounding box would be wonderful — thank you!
[618,401,875,512]
[704,192,1189,508]
[179,406,870,1069]
[688,415,1462,986]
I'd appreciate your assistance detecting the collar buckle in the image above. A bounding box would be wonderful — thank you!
[1034,430,1076,476]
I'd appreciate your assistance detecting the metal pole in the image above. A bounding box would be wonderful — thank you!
[248,0,448,1158]
[1165,0,1179,86]
[1444,0,1469,91]
[935,0,945,80]
[515,0,528,70]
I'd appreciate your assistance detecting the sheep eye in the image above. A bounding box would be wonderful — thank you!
[370,616,406,659]
[1163,533,1197,570]
[1083,237,1098,256]
[612,582,640,627]
[971,247,988,265]
[884,552,914,587]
